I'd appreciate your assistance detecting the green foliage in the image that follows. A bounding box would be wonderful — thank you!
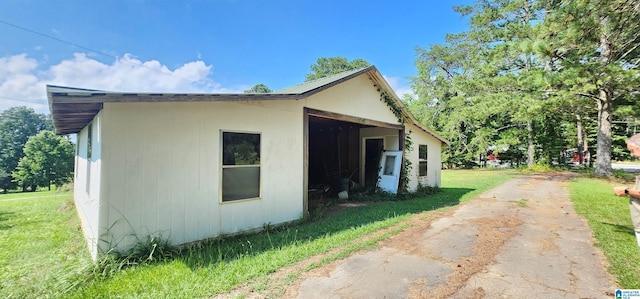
[12,130,75,190]
[374,85,416,192]
[410,0,553,168]
[570,177,640,288]
[0,190,89,298]
[351,183,440,202]
[0,106,52,191]
[1,170,517,298]
[244,83,272,93]
[305,56,371,81]
[378,90,404,124]
[409,0,639,173]
[542,0,640,175]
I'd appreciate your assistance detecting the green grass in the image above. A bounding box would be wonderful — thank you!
[1,169,519,298]
[0,190,91,298]
[569,176,640,289]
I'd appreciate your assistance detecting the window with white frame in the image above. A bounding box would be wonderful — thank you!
[418,144,428,177]
[221,131,261,202]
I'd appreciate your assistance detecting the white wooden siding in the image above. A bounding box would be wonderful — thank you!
[99,101,304,252]
[304,75,400,125]
[405,122,443,189]
[74,112,102,259]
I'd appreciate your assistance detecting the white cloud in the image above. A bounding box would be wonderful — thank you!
[0,54,47,112]
[383,75,414,100]
[0,52,243,114]
[48,53,215,92]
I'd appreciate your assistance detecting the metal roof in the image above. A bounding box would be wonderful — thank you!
[274,66,374,94]
[47,65,449,145]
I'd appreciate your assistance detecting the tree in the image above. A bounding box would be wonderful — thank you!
[244,84,272,93]
[305,57,371,81]
[0,106,52,191]
[411,0,558,167]
[542,0,640,176]
[13,131,74,191]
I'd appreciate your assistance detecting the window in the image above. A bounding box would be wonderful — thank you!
[87,123,92,160]
[86,123,92,193]
[419,144,428,177]
[221,131,261,202]
[383,155,396,175]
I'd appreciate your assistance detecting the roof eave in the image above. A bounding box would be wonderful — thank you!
[47,85,306,134]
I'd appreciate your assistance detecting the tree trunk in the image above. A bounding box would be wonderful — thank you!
[576,114,583,165]
[583,124,590,167]
[594,16,614,176]
[594,92,613,176]
[527,120,535,167]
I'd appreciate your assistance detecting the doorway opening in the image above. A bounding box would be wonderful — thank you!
[304,108,404,214]
[364,138,384,190]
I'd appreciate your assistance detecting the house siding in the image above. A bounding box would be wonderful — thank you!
[405,122,443,189]
[60,69,447,258]
[99,101,304,253]
[74,112,102,259]
[303,75,400,125]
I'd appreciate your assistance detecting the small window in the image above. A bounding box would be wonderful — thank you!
[221,131,261,202]
[419,144,428,177]
[86,123,93,193]
[383,155,396,175]
[87,125,92,160]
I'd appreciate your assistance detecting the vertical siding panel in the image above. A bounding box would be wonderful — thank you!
[104,107,126,250]
[183,109,200,242]
[141,111,159,237]
[171,113,187,245]
[198,114,214,239]
[201,110,217,238]
[156,108,173,241]
[124,112,142,249]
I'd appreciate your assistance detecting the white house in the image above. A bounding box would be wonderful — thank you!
[47,66,449,259]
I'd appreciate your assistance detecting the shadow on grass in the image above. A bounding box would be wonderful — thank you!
[171,187,473,271]
[0,211,14,230]
[602,222,635,236]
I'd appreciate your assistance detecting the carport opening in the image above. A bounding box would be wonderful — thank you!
[304,108,405,214]
[307,116,388,213]
[308,115,368,190]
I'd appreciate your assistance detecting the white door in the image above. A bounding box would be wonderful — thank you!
[377,151,403,194]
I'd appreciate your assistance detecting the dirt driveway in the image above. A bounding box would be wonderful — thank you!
[224,173,616,298]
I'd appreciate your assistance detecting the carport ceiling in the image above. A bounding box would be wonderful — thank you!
[309,116,371,133]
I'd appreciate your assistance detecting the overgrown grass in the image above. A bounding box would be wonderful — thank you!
[0,190,90,298]
[569,175,640,289]
[1,170,518,298]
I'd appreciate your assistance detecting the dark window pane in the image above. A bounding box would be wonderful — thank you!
[419,161,428,176]
[223,132,260,165]
[87,124,92,159]
[419,144,427,160]
[383,155,396,175]
[222,167,260,201]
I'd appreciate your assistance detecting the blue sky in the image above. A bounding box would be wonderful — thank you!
[0,0,471,113]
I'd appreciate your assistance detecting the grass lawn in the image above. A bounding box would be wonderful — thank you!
[0,169,518,298]
[569,175,640,289]
[0,190,91,298]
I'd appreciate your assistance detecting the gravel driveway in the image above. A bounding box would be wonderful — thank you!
[291,173,614,298]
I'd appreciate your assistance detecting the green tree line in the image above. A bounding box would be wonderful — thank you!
[408,0,639,175]
[0,106,74,192]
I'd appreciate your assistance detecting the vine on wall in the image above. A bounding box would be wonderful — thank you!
[376,86,413,194]
[400,131,413,193]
